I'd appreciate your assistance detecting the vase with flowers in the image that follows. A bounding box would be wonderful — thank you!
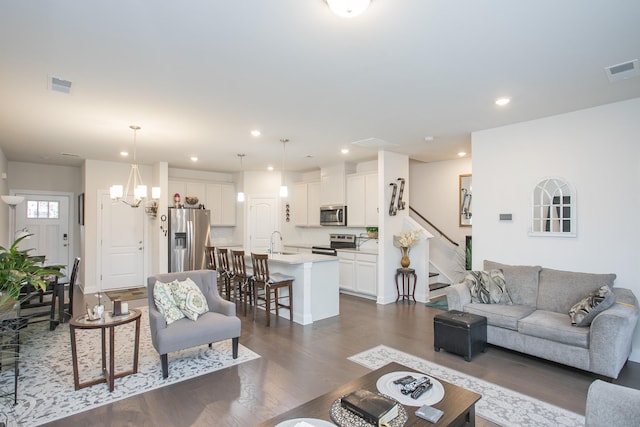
[393,229,422,269]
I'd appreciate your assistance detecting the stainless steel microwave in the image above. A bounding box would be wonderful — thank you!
[320,205,347,226]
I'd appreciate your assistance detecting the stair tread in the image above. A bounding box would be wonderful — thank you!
[428,272,439,278]
[429,282,450,292]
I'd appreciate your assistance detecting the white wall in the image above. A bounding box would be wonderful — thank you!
[0,148,9,246]
[410,157,472,283]
[472,97,640,361]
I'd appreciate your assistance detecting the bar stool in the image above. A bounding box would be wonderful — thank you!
[216,248,234,300]
[205,246,217,270]
[231,250,254,316]
[251,253,294,327]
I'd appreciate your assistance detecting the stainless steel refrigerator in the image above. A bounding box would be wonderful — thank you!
[168,208,211,272]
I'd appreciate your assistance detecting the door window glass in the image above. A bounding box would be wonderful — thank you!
[27,200,60,219]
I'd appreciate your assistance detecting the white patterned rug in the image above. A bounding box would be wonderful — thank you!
[349,345,584,427]
[0,307,259,427]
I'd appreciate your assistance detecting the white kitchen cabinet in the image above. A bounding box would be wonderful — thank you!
[338,251,355,292]
[355,252,377,296]
[346,172,378,227]
[320,163,355,206]
[338,251,377,297]
[205,183,236,226]
[292,181,320,226]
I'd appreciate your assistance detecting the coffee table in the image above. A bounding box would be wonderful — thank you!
[257,361,481,426]
[69,308,141,392]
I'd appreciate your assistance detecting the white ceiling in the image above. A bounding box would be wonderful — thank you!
[1,1,639,173]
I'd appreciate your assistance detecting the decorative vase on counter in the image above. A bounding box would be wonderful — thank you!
[400,246,411,269]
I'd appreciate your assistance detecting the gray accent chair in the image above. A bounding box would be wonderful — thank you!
[585,380,640,426]
[147,270,241,379]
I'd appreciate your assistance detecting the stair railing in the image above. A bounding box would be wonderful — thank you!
[409,205,459,247]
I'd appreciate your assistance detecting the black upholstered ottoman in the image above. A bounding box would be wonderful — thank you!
[433,310,487,361]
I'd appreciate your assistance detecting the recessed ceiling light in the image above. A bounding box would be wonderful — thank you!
[495,97,511,106]
[424,136,434,142]
[341,148,349,154]
[190,156,198,162]
[458,152,466,157]
[120,151,128,157]
[251,130,261,137]
[267,165,274,171]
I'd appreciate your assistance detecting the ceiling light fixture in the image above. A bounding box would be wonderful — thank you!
[110,125,160,209]
[458,152,467,157]
[237,153,246,202]
[251,130,261,137]
[280,138,289,198]
[341,148,349,154]
[326,0,371,18]
[495,97,511,106]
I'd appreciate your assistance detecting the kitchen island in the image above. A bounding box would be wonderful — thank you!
[250,253,339,325]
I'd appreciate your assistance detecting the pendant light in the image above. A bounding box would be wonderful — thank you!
[110,125,160,208]
[279,138,289,198]
[237,153,246,202]
[326,0,371,18]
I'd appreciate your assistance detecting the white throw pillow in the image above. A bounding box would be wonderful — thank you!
[153,280,185,324]
[169,278,209,321]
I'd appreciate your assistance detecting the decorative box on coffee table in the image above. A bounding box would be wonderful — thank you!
[434,310,487,362]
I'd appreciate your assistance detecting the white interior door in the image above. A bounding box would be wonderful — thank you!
[14,192,70,272]
[100,193,144,290]
[248,197,277,253]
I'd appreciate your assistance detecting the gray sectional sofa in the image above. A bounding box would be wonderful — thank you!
[446,260,639,379]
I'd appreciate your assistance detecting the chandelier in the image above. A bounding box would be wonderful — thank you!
[326,0,371,18]
[110,125,160,208]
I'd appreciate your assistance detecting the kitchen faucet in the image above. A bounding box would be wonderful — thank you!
[269,231,282,254]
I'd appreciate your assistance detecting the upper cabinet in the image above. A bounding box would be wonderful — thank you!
[320,163,355,206]
[347,172,378,227]
[169,179,236,226]
[292,181,321,227]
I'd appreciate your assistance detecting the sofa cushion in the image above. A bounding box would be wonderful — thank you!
[464,303,536,330]
[569,285,617,327]
[536,268,616,314]
[518,310,589,348]
[484,260,541,306]
[464,270,512,305]
[153,280,186,325]
[169,277,210,321]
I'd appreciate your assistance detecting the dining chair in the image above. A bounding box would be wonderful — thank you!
[231,250,254,316]
[251,253,294,327]
[205,246,217,270]
[216,248,234,300]
[51,256,81,323]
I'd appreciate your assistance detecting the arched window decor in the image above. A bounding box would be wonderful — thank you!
[530,177,576,237]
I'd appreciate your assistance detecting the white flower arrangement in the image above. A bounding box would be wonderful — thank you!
[393,229,422,248]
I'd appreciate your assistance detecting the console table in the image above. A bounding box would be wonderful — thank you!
[256,361,481,426]
[69,308,141,392]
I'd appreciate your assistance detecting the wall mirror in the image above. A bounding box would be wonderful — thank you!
[459,174,472,227]
[530,177,576,237]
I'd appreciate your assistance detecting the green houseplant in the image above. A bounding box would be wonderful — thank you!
[0,234,63,308]
[366,227,378,239]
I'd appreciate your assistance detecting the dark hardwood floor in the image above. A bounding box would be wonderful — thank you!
[43,290,640,427]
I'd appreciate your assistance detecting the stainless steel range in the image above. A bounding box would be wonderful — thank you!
[311,234,357,256]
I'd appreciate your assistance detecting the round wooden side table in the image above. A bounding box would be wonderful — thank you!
[395,268,417,303]
[69,308,141,392]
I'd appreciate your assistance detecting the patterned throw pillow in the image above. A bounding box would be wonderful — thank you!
[569,285,616,327]
[169,278,209,321]
[465,270,512,305]
[153,280,185,324]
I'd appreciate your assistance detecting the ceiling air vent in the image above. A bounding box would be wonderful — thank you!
[351,137,398,148]
[50,76,72,93]
[604,59,639,83]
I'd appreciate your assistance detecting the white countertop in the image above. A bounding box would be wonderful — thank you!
[266,253,338,264]
[284,242,378,255]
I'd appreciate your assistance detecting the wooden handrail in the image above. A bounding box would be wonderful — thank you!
[409,205,459,247]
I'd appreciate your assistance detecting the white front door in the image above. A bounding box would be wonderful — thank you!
[100,193,144,290]
[14,192,71,272]
[248,197,277,253]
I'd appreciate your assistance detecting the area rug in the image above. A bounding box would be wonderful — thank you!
[425,298,448,311]
[104,286,148,302]
[0,306,259,427]
[349,345,584,427]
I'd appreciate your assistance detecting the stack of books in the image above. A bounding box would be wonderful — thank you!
[341,389,399,426]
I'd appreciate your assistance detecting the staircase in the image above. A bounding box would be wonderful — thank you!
[428,271,450,300]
